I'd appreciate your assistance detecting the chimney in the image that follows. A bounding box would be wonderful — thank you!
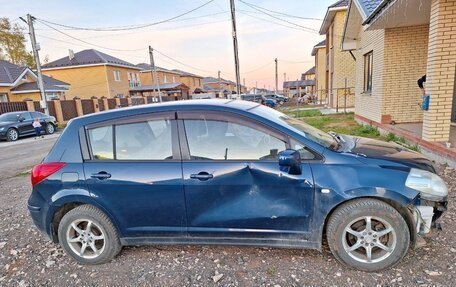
[68,49,75,60]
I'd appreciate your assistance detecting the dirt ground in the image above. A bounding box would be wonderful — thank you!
[0,139,455,286]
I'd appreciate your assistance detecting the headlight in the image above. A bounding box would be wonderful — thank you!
[0,127,5,132]
[405,168,448,201]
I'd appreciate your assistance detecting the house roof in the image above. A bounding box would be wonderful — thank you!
[356,0,383,19]
[129,82,189,92]
[302,66,316,76]
[319,0,349,34]
[172,69,203,78]
[311,39,326,56]
[136,63,181,74]
[283,80,316,89]
[0,60,27,84]
[43,49,140,70]
[329,0,349,8]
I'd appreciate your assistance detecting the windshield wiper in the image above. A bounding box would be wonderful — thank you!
[328,131,345,150]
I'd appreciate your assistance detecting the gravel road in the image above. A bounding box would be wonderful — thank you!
[0,137,455,286]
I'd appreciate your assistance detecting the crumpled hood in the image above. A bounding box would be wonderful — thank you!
[340,135,436,173]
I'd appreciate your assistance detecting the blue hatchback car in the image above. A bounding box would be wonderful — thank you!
[28,99,447,271]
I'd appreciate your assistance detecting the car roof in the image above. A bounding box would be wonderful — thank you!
[72,99,261,123]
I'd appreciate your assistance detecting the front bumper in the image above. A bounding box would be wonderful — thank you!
[413,199,447,235]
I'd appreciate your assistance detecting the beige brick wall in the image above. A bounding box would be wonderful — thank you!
[354,28,385,123]
[383,25,429,123]
[423,0,456,141]
[43,65,108,99]
[315,47,327,102]
[328,10,356,108]
[105,66,142,98]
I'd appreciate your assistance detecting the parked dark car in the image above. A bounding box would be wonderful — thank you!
[265,94,287,104]
[28,100,447,271]
[241,94,277,108]
[0,111,57,141]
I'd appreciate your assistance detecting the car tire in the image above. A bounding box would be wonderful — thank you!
[58,205,121,265]
[326,199,410,271]
[6,128,19,142]
[45,123,56,135]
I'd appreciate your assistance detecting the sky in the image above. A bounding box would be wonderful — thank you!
[1,0,335,89]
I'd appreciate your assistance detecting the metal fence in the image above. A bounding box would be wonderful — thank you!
[131,97,145,106]
[81,99,95,115]
[60,100,78,121]
[0,102,27,115]
[107,98,117,109]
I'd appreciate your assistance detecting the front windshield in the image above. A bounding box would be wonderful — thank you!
[0,113,19,122]
[282,116,338,149]
[250,105,337,149]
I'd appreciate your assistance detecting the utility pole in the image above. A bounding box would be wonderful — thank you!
[230,0,241,95]
[22,14,47,114]
[275,58,278,93]
[284,73,286,84]
[149,46,162,103]
[218,70,222,98]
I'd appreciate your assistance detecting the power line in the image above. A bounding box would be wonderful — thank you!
[241,61,273,74]
[238,2,323,21]
[154,49,215,74]
[238,0,319,33]
[36,19,146,52]
[238,10,315,33]
[36,0,217,32]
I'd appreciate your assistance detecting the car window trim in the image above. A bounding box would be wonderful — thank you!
[288,136,325,163]
[84,112,180,162]
[177,110,290,162]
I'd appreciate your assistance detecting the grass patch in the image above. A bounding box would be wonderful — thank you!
[283,109,323,118]
[298,113,383,140]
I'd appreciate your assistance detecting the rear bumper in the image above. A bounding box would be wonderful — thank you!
[27,202,52,241]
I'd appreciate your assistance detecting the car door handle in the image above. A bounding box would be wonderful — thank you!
[190,172,213,181]
[91,172,111,180]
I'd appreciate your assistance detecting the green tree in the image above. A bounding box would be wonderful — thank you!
[0,17,35,67]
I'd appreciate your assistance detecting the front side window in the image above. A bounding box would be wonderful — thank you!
[20,112,32,120]
[184,119,286,160]
[363,51,373,93]
[88,119,173,160]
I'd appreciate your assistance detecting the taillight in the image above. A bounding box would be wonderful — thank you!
[31,162,66,186]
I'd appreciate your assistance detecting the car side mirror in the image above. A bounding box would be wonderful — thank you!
[18,117,24,122]
[279,149,302,175]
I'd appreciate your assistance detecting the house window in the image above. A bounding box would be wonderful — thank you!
[172,76,176,83]
[363,51,373,93]
[114,71,121,82]
[0,94,8,102]
[164,74,168,83]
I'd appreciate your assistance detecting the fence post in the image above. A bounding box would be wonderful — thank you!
[92,98,100,113]
[143,96,148,104]
[126,96,132,106]
[102,97,109,110]
[53,100,64,124]
[115,97,121,107]
[74,98,83,116]
[25,100,35,112]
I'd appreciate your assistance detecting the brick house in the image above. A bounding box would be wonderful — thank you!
[301,66,316,95]
[342,0,456,145]
[42,49,142,99]
[0,60,69,102]
[311,40,327,103]
[172,69,204,94]
[134,64,189,99]
[320,0,356,108]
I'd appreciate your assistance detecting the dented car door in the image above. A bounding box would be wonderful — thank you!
[178,111,315,240]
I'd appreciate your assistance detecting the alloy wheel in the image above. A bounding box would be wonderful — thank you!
[66,219,106,259]
[47,124,55,134]
[341,216,397,264]
[8,129,18,141]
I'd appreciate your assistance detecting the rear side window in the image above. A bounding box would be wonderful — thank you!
[88,126,114,160]
[115,120,172,160]
[87,119,173,160]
